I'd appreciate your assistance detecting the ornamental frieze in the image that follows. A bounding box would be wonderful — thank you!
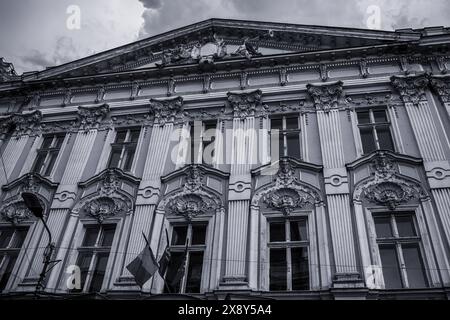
[390,74,429,105]
[77,103,110,131]
[227,89,263,120]
[306,81,345,112]
[149,96,184,125]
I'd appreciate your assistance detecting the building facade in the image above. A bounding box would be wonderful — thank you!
[0,19,450,299]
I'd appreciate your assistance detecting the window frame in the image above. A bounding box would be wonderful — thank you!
[371,210,430,289]
[266,215,310,291]
[164,222,208,294]
[107,128,140,172]
[269,114,301,160]
[73,223,117,293]
[356,108,395,154]
[187,120,217,166]
[32,134,65,177]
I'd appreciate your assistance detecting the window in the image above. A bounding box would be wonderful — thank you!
[32,135,65,176]
[0,227,28,291]
[163,224,207,294]
[374,213,428,289]
[74,225,116,293]
[108,129,140,172]
[270,116,301,159]
[268,219,309,291]
[188,121,216,165]
[356,108,394,154]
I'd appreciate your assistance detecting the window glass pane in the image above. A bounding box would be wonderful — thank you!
[122,148,136,172]
[374,216,393,238]
[376,127,394,151]
[269,248,287,291]
[0,229,14,248]
[286,117,299,130]
[129,130,140,143]
[0,255,18,291]
[270,222,286,242]
[172,226,188,245]
[108,149,122,168]
[43,151,58,176]
[396,215,416,237]
[54,136,65,148]
[32,153,47,174]
[82,227,100,247]
[271,118,283,130]
[185,251,204,293]
[286,133,300,159]
[191,225,207,245]
[9,228,28,248]
[164,251,184,293]
[75,252,93,292]
[291,247,309,290]
[379,245,403,289]
[290,220,308,241]
[357,111,371,124]
[41,137,53,149]
[101,226,116,247]
[373,110,388,123]
[115,131,127,143]
[89,253,109,292]
[402,244,427,288]
[360,128,376,154]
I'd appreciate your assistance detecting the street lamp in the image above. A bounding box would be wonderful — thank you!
[21,192,60,296]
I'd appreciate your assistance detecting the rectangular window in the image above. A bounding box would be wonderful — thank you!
[32,135,65,176]
[188,121,217,166]
[74,224,116,293]
[270,115,301,159]
[0,227,28,291]
[268,218,309,291]
[357,108,394,154]
[374,213,428,289]
[108,129,140,172]
[164,223,207,294]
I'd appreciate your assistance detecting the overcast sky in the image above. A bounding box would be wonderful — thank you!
[1,0,449,74]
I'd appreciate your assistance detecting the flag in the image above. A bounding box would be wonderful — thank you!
[158,229,171,277]
[170,239,189,287]
[126,232,158,288]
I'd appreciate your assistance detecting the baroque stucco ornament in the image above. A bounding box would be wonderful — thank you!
[429,75,450,103]
[84,197,127,223]
[390,74,429,105]
[306,81,344,112]
[0,200,34,224]
[354,152,426,210]
[227,90,262,119]
[77,104,110,131]
[149,96,184,125]
[9,111,42,136]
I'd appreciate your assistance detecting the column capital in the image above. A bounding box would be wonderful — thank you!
[390,73,429,105]
[227,89,262,120]
[306,81,344,112]
[77,103,110,131]
[149,96,184,125]
[429,75,450,103]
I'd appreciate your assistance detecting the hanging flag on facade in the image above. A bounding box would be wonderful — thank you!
[126,232,158,288]
[158,229,171,277]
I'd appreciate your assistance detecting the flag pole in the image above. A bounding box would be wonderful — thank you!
[162,228,172,293]
[141,231,171,293]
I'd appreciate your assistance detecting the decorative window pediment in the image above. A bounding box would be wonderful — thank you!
[352,151,427,210]
[252,158,323,215]
[158,165,226,221]
[74,168,139,223]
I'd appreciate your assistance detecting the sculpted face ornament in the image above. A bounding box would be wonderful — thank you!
[85,197,123,224]
[365,182,415,211]
[264,188,311,216]
[184,165,203,192]
[0,202,33,224]
[167,194,210,221]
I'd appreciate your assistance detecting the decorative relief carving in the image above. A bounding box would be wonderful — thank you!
[0,58,17,82]
[167,194,213,221]
[95,86,106,103]
[62,89,72,106]
[435,56,448,74]
[359,59,369,78]
[10,110,42,136]
[149,96,183,125]
[84,197,127,223]
[319,64,328,82]
[0,201,33,224]
[252,158,322,214]
[306,81,344,112]
[354,152,426,210]
[227,90,262,120]
[429,76,450,103]
[130,81,140,100]
[77,104,110,131]
[184,165,203,193]
[390,74,429,105]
